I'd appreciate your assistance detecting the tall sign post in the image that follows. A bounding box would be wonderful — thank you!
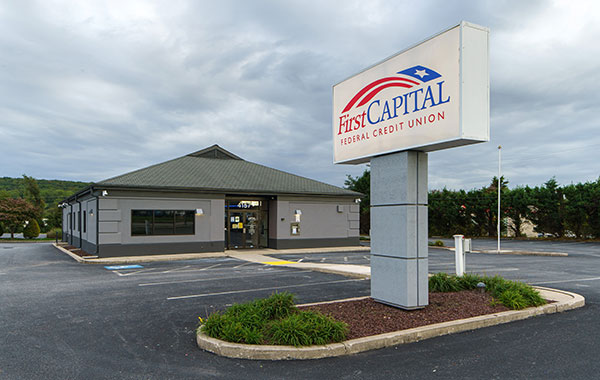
[333,22,489,309]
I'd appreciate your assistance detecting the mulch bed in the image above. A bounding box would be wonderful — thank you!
[299,291,510,340]
[64,245,95,257]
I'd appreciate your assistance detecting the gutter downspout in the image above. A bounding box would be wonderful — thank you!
[76,195,82,248]
[94,186,99,256]
[69,203,73,245]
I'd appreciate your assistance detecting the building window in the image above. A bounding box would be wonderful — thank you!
[78,211,81,232]
[83,211,86,233]
[131,210,195,236]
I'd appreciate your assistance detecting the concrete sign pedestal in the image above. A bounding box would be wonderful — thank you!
[370,151,428,309]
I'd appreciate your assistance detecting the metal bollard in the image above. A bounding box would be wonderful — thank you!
[453,234,465,276]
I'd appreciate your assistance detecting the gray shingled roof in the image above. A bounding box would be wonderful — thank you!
[96,145,360,197]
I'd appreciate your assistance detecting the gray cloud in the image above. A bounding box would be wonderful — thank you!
[1,0,599,192]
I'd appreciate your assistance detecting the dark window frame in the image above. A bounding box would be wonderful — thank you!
[83,211,86,233]
[131,209,195,236]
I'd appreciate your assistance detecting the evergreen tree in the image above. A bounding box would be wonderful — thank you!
[22,175,45,221]
[23,219,40,238]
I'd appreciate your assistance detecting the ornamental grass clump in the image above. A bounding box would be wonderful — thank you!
[428,272,546,310]
[199,292,348,346]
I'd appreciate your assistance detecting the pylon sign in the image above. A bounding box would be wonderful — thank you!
[333,22,489,164]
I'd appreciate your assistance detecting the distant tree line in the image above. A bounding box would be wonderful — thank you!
[346,170,600,239]
[0,176,89,237]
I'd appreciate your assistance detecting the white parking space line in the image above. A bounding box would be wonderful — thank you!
[198,263,222,271]
[167,278,367,300]
[532,276,600,285]
[119,268,159,276]
[161,265,191,273]
[232,262,254,269]
[113,264,227,277]
[363,256,370,261]
[138,269,314,287]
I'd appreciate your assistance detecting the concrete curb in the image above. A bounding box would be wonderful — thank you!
[429,246,568,257]
[0,240,54,244]
[475,249,568,257]
[196,287,585,360]
[53,243,86,263]
[51,245,367,264]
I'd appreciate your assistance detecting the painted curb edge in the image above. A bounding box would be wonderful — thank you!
[196,287,585,360]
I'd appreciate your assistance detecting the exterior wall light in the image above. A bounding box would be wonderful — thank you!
[101,190,109,196]
[196,208,204,216]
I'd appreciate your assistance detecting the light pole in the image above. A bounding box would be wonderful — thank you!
[497,145,502,253]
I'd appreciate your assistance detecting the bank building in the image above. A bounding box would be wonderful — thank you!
[61,145,361,258]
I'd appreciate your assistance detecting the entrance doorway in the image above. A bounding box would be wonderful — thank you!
[225,199,268,249]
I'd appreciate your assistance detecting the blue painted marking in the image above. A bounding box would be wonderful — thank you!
[104,265,143,270]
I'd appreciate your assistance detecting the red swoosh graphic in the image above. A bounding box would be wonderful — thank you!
[356,82,413,108]
[342,76,420,113]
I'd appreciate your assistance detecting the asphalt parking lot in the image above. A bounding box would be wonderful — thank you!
[1,240,599,379]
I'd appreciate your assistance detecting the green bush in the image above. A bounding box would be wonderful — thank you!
[46,228,62,239]
[428,240,445,247]
[0,223,4,236]
[429,272,462,292]
[23,219,40,238]
[267,311,348,347]
[200,292,347,346]
[497,289,528,310]
[428,272,546,310]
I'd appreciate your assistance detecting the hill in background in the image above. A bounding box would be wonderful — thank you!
[0,177,90,210]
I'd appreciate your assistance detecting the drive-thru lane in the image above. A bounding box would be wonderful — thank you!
[0,241,599,379]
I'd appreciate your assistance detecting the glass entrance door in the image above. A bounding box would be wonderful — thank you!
[244,212,259,248]
[228,212,244,248]
[225,199,269,249]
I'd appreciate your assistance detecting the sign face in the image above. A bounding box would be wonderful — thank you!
[333,22,489,164]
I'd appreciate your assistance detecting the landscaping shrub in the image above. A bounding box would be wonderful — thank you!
[46,228,62,239]
[267,311,347,347]
[497,289,528,310]
[429,272,462,292]
[200,292,347,346]
[23,219,40,238]
[0,223,4,236]
[428,272,546,310]
[428,240,445,247]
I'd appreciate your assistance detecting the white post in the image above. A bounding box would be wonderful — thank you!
[497,145,502,253]
[454,234,464,276]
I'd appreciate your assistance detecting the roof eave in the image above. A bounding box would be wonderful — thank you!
[92,183,362,198]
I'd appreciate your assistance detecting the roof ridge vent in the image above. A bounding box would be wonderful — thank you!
[187,145,243,160]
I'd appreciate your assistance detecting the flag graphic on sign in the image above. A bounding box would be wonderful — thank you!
[342,65,442,113]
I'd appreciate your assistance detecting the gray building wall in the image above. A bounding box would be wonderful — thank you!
[62,190,359,257]
[268,196,360,249]
[96,194,225,257]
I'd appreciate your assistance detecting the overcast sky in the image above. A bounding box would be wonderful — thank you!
[1,0,599,191]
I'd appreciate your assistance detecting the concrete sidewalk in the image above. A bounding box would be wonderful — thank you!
[226,250,371,278]
[52,243,370,267]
